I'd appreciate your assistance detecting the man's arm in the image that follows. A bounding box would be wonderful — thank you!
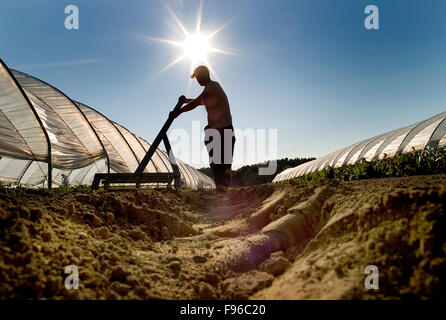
[169,92,207,119]
[180,92,208,113]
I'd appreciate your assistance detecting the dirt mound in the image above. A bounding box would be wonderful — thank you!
[253,176,446,299]
[1,175,445,299]
[0,187,214,299]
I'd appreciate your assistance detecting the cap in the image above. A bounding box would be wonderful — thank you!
[190,65,210,79]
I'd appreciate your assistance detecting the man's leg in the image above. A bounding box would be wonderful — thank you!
[208,152,224,190]
[213,164,227,191]
[209,163,217,182]
[222,127,236,189]
[204,126,225,190]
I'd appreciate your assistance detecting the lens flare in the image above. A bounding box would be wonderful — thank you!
[137,0,239,83]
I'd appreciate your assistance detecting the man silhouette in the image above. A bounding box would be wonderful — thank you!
[171,66,235,192]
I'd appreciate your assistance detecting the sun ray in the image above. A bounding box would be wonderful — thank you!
[209,47,240,56]
[189,58,198,75]
[134,34,184,47]
[187,58,198,95]
[156,54,186,77]
[165,3,190,37]
[203,57,221,83]
[196,0,203,34]
[207,17,236,40]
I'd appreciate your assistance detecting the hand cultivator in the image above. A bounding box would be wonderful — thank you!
[91,96,185,190]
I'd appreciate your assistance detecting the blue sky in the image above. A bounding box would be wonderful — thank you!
[1,0,446,169]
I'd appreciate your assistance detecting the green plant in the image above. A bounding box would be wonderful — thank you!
[284,146,446,185]
[61,174,70,189]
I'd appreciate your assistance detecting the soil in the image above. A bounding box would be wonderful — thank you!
[1,175,445,299]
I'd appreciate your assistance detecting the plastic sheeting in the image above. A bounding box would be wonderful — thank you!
[273,111,446,182]
[12,69,106,168]
[0,59,214,189]
[0,63,48,161]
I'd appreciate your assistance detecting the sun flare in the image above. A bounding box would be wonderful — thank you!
[183,34,209,60]
[139,0,238,83]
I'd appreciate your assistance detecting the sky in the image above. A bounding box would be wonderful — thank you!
[1,0,446,169]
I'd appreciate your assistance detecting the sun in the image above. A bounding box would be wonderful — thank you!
[183,34,209,60]
[136,0,238,82]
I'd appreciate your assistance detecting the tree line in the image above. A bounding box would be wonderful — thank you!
[198,157,315,187]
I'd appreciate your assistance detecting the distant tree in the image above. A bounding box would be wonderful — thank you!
[197,167,213,179]
[198,157,316,187]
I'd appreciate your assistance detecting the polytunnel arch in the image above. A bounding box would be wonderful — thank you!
[0,59,214,189]
[0,60,52,183]
[273,111,446,182]
[396,114,446,155]
[11,69,108,167]
[135,136,170,173]
[75,102,140,174]
[426,118,446,149]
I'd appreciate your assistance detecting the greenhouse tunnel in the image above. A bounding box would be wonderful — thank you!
[273,111,446,182]
[0,59,214,189]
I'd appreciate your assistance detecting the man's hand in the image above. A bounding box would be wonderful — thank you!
[170,92,205,119]
[179,95,194,104]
